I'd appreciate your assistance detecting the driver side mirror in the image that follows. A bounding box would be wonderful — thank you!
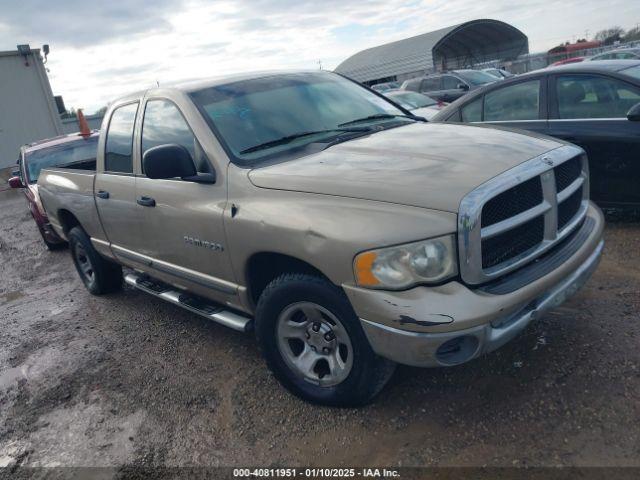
[8,176,24,189]
[627,103,640,122]
[142,144,215,183]
[457,83,470,91]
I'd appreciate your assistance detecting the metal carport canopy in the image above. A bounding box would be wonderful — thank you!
[334,19,528,82]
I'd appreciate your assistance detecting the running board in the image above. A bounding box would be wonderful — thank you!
[124,272,253,332]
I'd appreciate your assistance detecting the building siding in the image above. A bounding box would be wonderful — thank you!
[0,50,63,169]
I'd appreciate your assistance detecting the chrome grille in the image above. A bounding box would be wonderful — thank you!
[482,216,545,269]
[481,177,543,228]
[554,156,581,192]
[458,146,589,285]
[558,186,583,230]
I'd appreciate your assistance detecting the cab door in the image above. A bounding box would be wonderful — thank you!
[133,97,236,303]
[547,73,640,207]
[94,101,142,251]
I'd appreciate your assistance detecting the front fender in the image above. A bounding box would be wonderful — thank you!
[225,166,458,287]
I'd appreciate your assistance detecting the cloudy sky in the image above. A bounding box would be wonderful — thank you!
[1,0,638,113]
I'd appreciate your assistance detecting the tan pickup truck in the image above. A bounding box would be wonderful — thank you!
[38,71,604,406]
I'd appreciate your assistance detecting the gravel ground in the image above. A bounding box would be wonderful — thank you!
[0,188,639,473]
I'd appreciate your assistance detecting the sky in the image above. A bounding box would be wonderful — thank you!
[1,0,638,113]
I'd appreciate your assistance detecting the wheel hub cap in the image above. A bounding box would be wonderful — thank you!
[74,243,94,283]
[276,302,353,387]
[306,323,336,354]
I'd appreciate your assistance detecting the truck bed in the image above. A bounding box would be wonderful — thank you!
[38,168,104,241]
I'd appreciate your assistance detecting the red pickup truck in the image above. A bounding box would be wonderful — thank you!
[8,131,99,249]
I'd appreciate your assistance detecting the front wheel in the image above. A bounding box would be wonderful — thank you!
[68,226,122,295]
[255,274,395,406]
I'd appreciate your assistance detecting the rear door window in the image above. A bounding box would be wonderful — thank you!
[556,75,640,119]
[484,80,541,121]
[141,99,211,174]
[421,77,440,92]
[105,103,139,173]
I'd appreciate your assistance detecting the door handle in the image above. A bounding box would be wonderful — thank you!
[96,190,109,199]
[137,196,156,207]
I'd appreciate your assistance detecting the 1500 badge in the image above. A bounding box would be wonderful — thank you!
[183,236,224,251]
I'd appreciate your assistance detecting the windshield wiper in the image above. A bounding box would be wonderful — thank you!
[240,127,371,154]
[338,113,418,127]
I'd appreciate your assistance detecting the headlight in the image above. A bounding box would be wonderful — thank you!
[354,234,457,289]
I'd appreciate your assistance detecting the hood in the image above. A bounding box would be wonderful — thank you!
[248,122,563,213]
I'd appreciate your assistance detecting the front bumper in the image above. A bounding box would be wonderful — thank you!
[344,203,604,367]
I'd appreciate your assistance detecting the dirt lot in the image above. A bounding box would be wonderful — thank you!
[0,187,639,473]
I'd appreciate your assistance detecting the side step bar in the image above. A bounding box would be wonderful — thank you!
[124,272,253,332]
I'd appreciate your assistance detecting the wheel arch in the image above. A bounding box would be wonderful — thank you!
[57,209,82,234]
[246,252,333,306]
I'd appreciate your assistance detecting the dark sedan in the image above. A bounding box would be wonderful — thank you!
[432,60,640,209]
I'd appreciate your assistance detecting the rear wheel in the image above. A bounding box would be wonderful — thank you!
[255,273,395,406]
[68,226,122,295]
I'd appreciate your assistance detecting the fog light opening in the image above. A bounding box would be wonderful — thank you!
[436,335,480,366]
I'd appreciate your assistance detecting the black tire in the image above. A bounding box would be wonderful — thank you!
[68,226,122,295]
[255,273,395,407]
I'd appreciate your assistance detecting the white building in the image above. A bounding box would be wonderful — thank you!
[0,46,63,169]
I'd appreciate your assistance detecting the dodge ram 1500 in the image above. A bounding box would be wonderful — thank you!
[38,71,604,405]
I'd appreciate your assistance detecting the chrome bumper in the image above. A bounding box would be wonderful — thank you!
[360,239,604,368]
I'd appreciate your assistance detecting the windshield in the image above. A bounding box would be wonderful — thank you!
[190,72,409,163]
[621,64,640,80]
[387,91,437,109]
[25,137,98,184]
[456,70,497,86]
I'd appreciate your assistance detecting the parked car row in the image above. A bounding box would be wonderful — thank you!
[551,47,640,66]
